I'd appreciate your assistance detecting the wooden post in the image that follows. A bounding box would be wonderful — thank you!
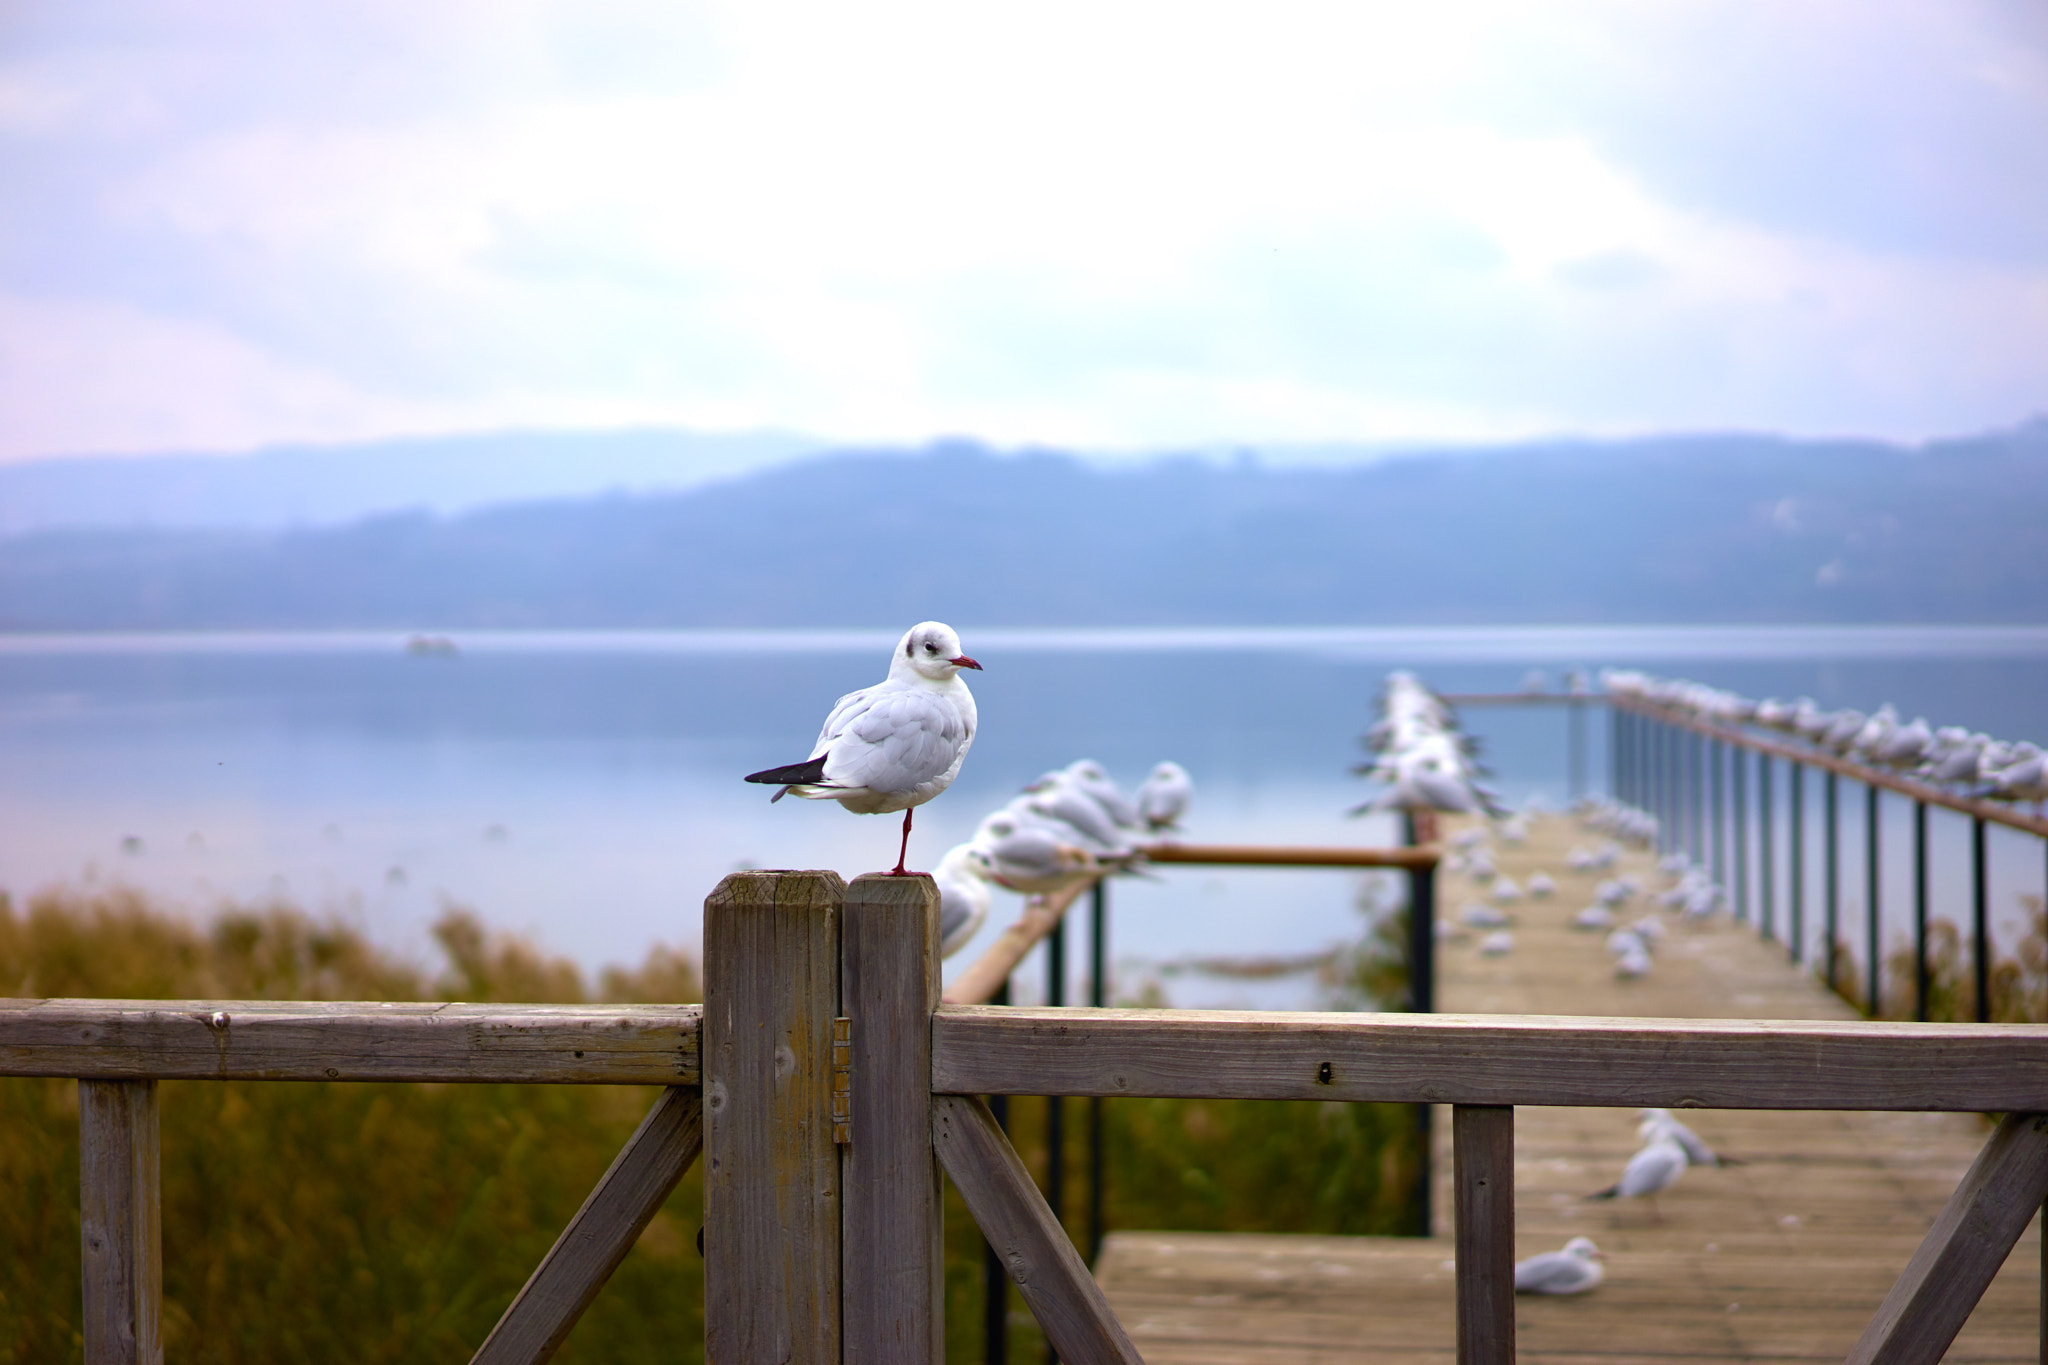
[703,870,846,1365]
[932,1094,1143,1365]
[1452,1105,1513,1365]
[1846,1111,2048,1365]
[472,1087,704,1365]
[841,873,943,1365]
[80,1079,162,1365]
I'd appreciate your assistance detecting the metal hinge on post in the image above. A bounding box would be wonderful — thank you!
[830,1016,852,1144]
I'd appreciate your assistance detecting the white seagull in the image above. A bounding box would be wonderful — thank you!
[1588,1132,1687,1218]
[1514,1237,1605,1295]
[744,621,981,875]
[933,844,995,958]
[1137,762,1194,831]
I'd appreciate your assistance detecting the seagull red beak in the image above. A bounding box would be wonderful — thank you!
[950,655,983,671]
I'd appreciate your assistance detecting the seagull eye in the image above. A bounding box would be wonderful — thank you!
[925,643,938,653]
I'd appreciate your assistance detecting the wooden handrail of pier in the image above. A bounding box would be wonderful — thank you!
[1142,842,1440,868]
[931,1005,2048,1111]
[0,999,701,1085]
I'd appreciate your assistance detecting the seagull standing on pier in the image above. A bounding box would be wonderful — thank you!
[743,621,982,876]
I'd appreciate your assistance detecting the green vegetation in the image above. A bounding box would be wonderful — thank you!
[0,883,1419,1362]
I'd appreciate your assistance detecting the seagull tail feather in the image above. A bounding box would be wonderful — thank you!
[1584,1185,1620,1201]
[746,756,829,787]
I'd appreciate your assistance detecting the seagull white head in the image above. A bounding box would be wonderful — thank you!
[1563,1237,1604,1261]
[892,621,982,682]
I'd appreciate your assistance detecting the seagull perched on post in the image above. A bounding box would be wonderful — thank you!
[743,621,981,876]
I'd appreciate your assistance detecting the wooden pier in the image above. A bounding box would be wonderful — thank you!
[1093,812,2044,1363]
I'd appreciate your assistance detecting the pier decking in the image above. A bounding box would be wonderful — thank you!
[1093,813,2042,1363]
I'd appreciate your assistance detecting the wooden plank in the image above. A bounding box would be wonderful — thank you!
[943,879,1093,1007]
[702,870,845,1365]
[79,1079,162,1365]
[931,1093,1144,1365]
[931,1007,2048,1111]
[1845,1111,2048,1365]
[841,873,943,1365]
[1452,1105,1512,1365]
[0,1000,699,1084]
[471,1086,704,1365]
[1142,844,1440,869]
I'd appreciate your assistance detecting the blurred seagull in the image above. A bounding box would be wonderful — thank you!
[1137,762,1194,831]
[1637,1108,1740,1168]
[933,844,995,958]
[1588,1131,1687,1218]
[744,621,980,875]
[1514,1238,1605,1295]
[1478,930,1515,956]
[1526,871,1556,898]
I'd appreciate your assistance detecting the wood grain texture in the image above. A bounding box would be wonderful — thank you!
[702,870,845,1365]
[932,1006,2048,1110]
[931,1094,1144,1365]
[0,1000,699,1084]
[1451,1106,1512,1365]
[471,1086,704,1365]
[1141,844,1441,869]
[1844,1111,2048,1365]
[79,1079,161,1365]
[943,879,1092,1007]
[841,873,944,1365]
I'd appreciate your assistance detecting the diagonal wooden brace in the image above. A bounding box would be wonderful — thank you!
[471,1085,704,1365]
[1845,1110,2048,1365]
[932,1093,1144,1365]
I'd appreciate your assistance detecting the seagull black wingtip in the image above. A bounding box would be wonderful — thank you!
[744,757,829,786]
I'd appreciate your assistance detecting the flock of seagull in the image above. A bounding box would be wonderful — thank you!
[1603,670,2048,807]
[1352,671,1507,818]
[929,758,1192,958]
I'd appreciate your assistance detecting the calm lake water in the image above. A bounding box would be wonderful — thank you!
[3,626,2044,1006]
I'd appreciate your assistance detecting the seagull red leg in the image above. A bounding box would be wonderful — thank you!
[890,807,914,876]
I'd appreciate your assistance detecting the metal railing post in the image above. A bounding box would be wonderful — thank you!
[1407,856,1437,1239]
[1760,754,1776,942]
[1087,881,1107,1263]
[1971,818,1989,1024]
[985,981,1012,1365]
[1912,802,1930,1023]
[1045,915,1066,1302]
[1789,762,1805,964]
[1568,697,1585,802]
[1690,730,1706,865]
[1866,784,1883,1018]
[1825,771,1841,993]
[1711,737,1726,889]
[1732,746,1749,923]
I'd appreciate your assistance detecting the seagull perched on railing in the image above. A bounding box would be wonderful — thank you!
[744,621,981,875]
[1514,1238,1605,1295]
[1137,762,1193,830]
[933,844,995,957]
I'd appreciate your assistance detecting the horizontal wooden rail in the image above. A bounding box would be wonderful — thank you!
[1142,843,1441,869]
[931,1006,2048,1111]
[0,1000,701,1085]
[1616,696,2048,839]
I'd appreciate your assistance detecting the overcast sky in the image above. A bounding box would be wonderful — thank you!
[3,1,2045,463]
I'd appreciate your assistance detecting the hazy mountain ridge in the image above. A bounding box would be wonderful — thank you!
[3,423,2045,628]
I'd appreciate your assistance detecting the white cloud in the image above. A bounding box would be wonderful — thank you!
[3,0,2046,460]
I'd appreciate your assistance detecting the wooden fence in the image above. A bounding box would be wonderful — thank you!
[6,868,2048,1364]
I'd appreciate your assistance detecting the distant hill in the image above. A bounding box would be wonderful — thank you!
[0,428,821,534]
[3,422,2045,628]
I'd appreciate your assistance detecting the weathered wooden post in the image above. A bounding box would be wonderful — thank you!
[80,1078,162,1365]
[703,870,846,1364]
[841,872,943,1365]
